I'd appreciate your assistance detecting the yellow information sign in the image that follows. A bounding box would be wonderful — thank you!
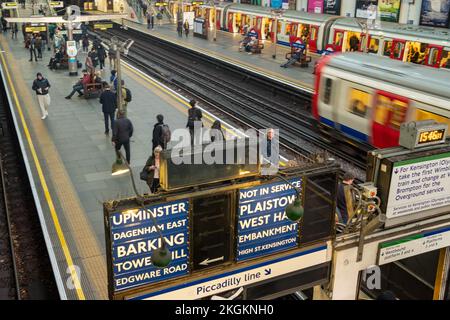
[94,23,113,30]
[155,2,168,6]
[25,26,47,33]
[49,1,64,8]
[1,2,18,9]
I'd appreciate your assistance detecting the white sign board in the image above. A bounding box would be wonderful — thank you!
[386,152,450,219]
[66,40,78,57]
[183,11,195,30]
[127,245,329,300]
[379,226,450,265]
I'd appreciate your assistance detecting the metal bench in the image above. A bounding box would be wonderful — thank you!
[250,40,264,54]
[285,51,311,68]
[83,82,103,99]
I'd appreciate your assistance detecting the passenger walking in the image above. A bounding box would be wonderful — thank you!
[1,17,8,33]
[65,71,91,99]
[89,47,99,70]
[336,172,355,224]
[150,12,155,29]
[112,110,134,164]
[186,99,203,144]
[97,44,107,70]
[142,146,162,193]
[29,34,38,62]
[32,73,51,120]
[152,114,171,150]
[99,84,117,135]
[177,20,183,37]
[183,20,190,38]
[210,120,225,142]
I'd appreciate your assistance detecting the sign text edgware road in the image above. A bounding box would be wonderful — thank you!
[386,152,450,219]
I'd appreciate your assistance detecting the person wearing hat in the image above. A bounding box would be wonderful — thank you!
[31,72,51,120]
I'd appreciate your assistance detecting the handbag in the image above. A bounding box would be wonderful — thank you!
[140,167,149,181]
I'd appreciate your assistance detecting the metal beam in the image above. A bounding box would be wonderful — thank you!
[5,14,127,23]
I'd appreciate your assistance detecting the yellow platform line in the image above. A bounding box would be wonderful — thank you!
[0,53,86,300]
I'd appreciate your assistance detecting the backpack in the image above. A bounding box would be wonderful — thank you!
[124,87,132,102]
[160,124,171,145]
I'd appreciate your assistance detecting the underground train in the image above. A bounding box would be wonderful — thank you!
[192,3,450,69]
[313,52,450,148]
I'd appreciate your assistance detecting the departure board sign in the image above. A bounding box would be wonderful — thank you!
[109,199,189,292]
[1,2,18,9]
[94,23,113,30]
[237,178,301,261]
[25,26,47,33]
[386,152,450,219]
[49,1,64,8]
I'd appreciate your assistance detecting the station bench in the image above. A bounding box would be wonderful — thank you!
[285,51,312,68]
[250,40,264,54]
[83,82,103,99]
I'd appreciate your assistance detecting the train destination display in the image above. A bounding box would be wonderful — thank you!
[237,178,301,261]
[386,152,450,219]
[109,199,189,292]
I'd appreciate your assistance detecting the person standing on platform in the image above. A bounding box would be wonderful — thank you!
[150,12,155,29]
[108,47,117,70]
[1,17,8,34]
[99,84,117,135]
[183,20,190,38]
[210,120,225,142]
[36,35,43,59]
[177,20,183,37]
[112,110,134,164]
[118,80,132,117]
[186,99,203,143]
[143,145,162,193]
[146,11,152,29]
[32,73,51,120]
[152,114,171,150]
[110,70,118,91]
[82,34,89,53]
[97,44,107,70]
[29,34,38,62]
[89,47,99,70]
[11,23,18,40]
[336,172,355,224]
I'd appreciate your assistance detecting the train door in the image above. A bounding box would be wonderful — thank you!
[317,76,339,129]
[227,12,234,32]
[309,25,319,52]
[371,91,409,148]
[390,39,406,61]
[216,9,221,30]
[333,29,345,52]
[424,45,443,68]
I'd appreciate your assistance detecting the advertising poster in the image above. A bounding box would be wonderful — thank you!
[271,0,283,9]
[379,0,401,22]
[420,0,450,27]
[308,0,324,13]
[323,0,341,15]
[355,0,379,19]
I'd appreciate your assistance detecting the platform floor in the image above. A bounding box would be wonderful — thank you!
[0,33,243,299]
[120,19,316,93]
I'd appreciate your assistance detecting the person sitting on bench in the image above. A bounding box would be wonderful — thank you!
[245,37,257,54]
[48,49,63,70]
[281,46,303,68]
[239,35,251,52]
[65,71,91,99]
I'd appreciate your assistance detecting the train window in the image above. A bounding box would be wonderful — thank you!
[383,41,393,57]
[441,50,450,69]
[322,78,333,105]
[374,95,391,125]
[347,88,370,118]
[310,27,317,41]
[285,24,292,36]
[368,38,379,54]
[427,48,439,66]
[415,108,450,135]
[277,21,281,34]
[334,32,344,46]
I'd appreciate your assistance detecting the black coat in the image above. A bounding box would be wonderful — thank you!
[113,117,133,143]
[99,90,117,114]
[336,183,349,223]
[152,121,164,150]
[97,46,107,61]
[32,78,50,95]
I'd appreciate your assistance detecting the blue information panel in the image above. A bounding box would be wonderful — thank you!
[109,199,189,292]
[237,178,301,261]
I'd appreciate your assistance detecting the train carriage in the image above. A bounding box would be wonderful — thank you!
[314,53,450,148]
[328,19,450,69]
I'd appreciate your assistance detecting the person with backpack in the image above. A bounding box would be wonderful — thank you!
[186,99,203,144]
[118,80,132,117]
[29,34,38,62]
[152,114,171,150]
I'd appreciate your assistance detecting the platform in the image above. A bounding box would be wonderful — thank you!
[119,19,316,93]
[0,33,247,300]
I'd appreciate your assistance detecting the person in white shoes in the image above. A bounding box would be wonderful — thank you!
[31,72,51,119]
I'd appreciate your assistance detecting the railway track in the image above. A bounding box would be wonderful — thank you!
[0,80,58,300]
[91,26,368,176]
